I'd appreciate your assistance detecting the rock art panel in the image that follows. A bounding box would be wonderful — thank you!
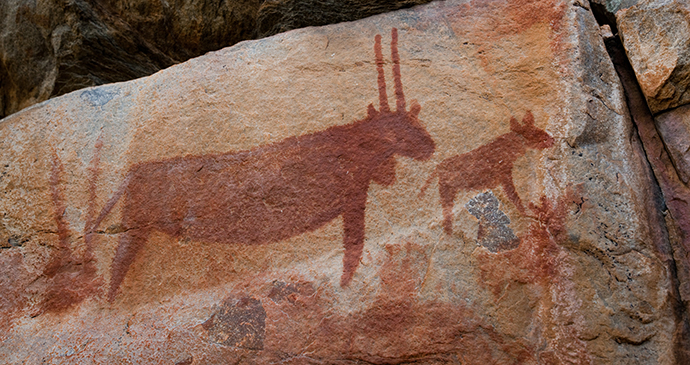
[90,29,435,300]
[0,0,680,363]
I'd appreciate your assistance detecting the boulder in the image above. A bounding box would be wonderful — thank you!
[617,0,690,114]
[0,0,681,363]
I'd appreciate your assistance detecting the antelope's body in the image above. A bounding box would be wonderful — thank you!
[422,112,553,234]
[89,29,436,300]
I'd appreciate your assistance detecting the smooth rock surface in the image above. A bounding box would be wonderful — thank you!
[617,0,690,114]
[0,0,679,363]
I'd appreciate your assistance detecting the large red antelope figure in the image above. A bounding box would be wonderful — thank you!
[87,28,436,300]
[421,111,553,235]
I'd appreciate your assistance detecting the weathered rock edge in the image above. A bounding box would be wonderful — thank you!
[604,31,690,365]
[589,3,690,362]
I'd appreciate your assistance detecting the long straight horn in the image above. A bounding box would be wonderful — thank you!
[391,28,405,112]
[374,34,390,112]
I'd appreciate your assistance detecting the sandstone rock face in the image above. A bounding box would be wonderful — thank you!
[656,105,690,184]
[0,0,681,363]
[603,31,690,361]
[0,0,433,119]
[606,1,690,320]
[617,0,690,114]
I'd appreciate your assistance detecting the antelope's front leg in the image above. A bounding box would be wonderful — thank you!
[340,194,367,287]
[109,226,151,301]
[439,182,456,235]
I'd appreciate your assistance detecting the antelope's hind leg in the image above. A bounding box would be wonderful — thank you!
[501,177,525,214]
[108,227,151,301]
[340,197,367,287]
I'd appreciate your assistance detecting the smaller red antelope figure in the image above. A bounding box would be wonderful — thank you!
[88,28,436,300]
[421,111,553,234]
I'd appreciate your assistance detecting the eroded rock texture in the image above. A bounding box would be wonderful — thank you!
[0,0,685,363]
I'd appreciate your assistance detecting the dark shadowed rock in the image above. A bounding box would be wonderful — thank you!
[0,0,433,119]
[0,0,176,118]
[256,0,433,37]
[589,0,640,29]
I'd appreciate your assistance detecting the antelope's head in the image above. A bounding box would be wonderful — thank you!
[367,28,436,161]
[510,111,554,150]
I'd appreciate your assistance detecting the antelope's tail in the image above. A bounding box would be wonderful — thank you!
[85,174,130,235]
[419,168,438,198]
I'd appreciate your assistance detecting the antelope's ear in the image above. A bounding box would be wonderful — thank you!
[509,116,521,132]
[410,100,421,117]
[367,103,377,117]
[522,110,535,126]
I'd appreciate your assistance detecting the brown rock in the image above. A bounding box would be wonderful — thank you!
[0,0,680,363]
[99,0,262,61]
[201,296,266,350]
[256,0,434,37]
[0,0,176,118]
[656,104,690,184]
[617,0,690,114]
